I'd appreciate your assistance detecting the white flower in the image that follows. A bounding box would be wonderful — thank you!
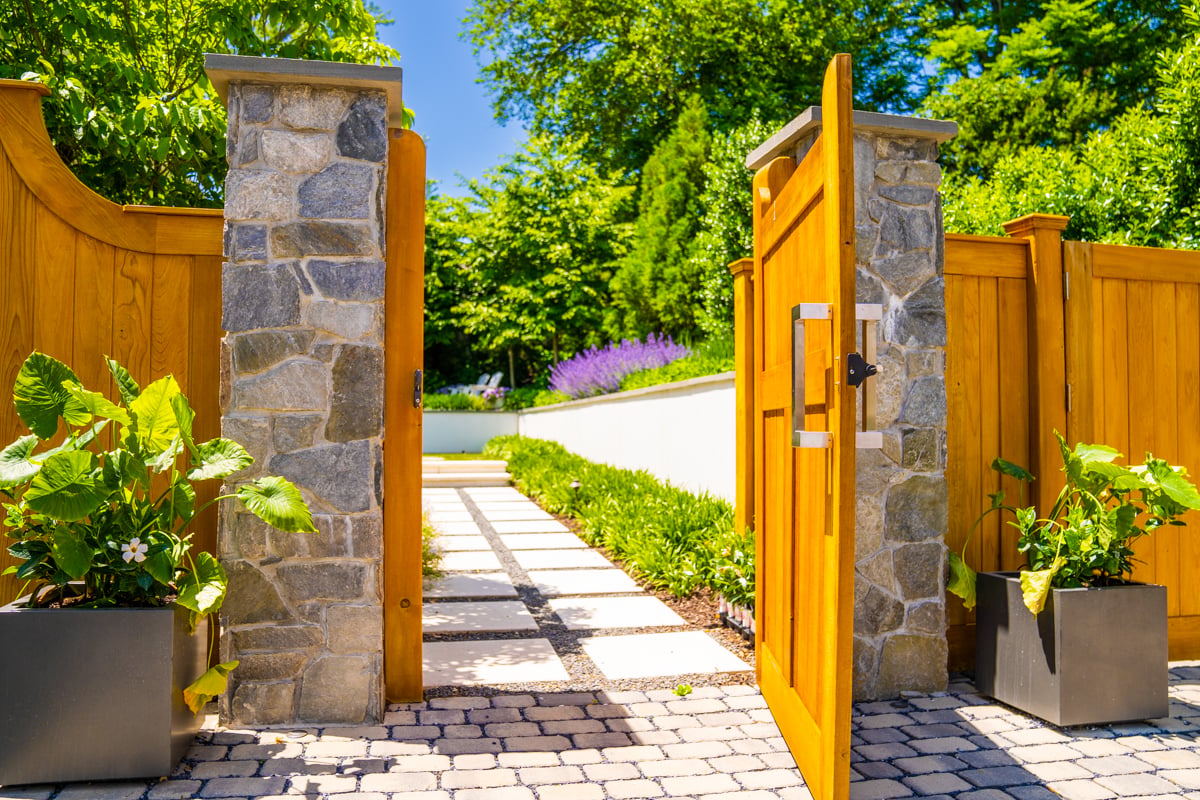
[122,538,148,564]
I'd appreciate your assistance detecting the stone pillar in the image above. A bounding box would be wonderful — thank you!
[204,55,404,726]
[747,109,958,700]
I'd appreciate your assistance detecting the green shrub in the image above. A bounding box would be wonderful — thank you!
[483,435,752,602]
[424,392,490,411]
[619,336,735,392]
[503,387,570,410]
[421,512,444,578]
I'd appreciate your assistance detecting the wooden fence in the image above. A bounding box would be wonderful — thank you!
[945,215,1200,666]
[0,79,223,604]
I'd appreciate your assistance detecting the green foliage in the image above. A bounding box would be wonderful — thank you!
[0,0,401,206]
[423,393,490,412]
[918,0,1184,178]
[467,0,919,174]
[948,433,1200,615]
[942,7,1200,249]
[425,136,634,387]
[502,387,569,410]
[1,352,315,620]
[484,436,752,601]
[609,98,711,340]
[691,117,778,337]
[420,512,444,579]
[619,337,735,392]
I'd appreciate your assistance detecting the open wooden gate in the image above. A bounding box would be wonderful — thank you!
[750,55,857,800]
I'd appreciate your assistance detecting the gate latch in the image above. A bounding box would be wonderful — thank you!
[846,353,877,388]
[413,369,423,408]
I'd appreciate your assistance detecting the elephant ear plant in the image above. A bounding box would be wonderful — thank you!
[0,352,315,712]
[949,431,1200,616]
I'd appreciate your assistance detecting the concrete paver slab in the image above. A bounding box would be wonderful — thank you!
[548,596,685,630]
[480,507,555,521]
[437,536,493,552]
[529,569,642,596]
[512,549,615,570]
[423,501,470,512]
[422,489,460,499]
[423,639,570,685]
[465,488,526,500]
[580,632,751,678]
[432,520,482,536]
[500,533,590,550]
[440,550,504,572]
[474,500,544,509]
[429,510,475,523]
[492,520,570,533]
[423,601,539,633]
[423,572,518,599]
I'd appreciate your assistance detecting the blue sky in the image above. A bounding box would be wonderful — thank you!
[373,0,525,193]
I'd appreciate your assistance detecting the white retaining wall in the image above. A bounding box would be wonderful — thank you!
[423,411,519,453]
[516,373,735,502]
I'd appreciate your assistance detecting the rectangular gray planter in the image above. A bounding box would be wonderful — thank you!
[0,601,208,785]
[975,571,1168,726]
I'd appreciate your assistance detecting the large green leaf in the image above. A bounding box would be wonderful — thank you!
[175,551,227,621]
[0,435,40,487]
[238,476,316,533]
[129,375,182,456]
[1158,469,1200,510]
[1074,442,1122,465]
[48,527,93,580]
[946,552,977,610]
[13,353,84,439]
[171,394,196,455]
[188,438,253,481]
[61,381,132,427]
[183,660,238,714]
[102,448,150,492]
[1020,566,1057,615]
[24,451,108,522]
[992,457,1035,483]
[105,357,140,405]
[170,481,196,525]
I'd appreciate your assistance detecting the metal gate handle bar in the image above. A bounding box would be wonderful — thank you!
[792,303,884,449]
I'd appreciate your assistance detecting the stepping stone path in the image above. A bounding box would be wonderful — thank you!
[421,485,754,691]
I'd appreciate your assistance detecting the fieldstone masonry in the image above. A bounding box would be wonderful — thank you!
[205,55,403,726]
[750,110,957,700]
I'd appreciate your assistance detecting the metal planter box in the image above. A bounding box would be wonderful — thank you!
[0,601,208,785]
[975,571,1168,726]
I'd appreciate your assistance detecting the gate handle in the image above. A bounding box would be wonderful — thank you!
[413,369,423,409]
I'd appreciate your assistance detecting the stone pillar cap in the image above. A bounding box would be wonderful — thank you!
[746,107,958,171]
[204,54,405,127]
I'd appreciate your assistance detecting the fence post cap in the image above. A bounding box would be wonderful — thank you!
[1002,214,1070,237]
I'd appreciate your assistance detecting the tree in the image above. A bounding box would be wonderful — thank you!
[467,0,919,174]
[608,97,710,340]
[0,0,400,206]
[435,135,634,386]
[941,6,1200,249]
[918,0,1186,178]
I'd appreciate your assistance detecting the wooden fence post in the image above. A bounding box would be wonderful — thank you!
[1062,240,1095,446]
[1002,214,1070,514]
[729,258,755,540]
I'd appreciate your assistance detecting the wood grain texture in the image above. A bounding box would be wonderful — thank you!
[383,129,427,703]
[730,259,756,541]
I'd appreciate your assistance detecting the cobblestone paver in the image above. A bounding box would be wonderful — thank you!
[9,666,1200,799]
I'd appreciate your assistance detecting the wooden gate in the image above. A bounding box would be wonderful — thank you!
[749,55,857,800]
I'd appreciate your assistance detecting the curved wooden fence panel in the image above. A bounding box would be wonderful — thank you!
[0,80,223,604]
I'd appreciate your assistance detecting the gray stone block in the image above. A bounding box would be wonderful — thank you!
[905,350,943,377]
[271,222,376,257]
[224,561,293,625]
[876,251,935,297]
[261,129,332,174]
[328,605,383,653]
[276,562,369,602]
[877,138,938,162]
[905,162,942,187]
[279,85,351,130]
[270,440,376,512]
[885,475,948,543]
[232,625,323,652]
[306,259,385,301]
[220,414,269,476]
[231,330,315,375]
[225,170,293,221]
[856,267,887,304]
[337,95,387,162]
[298,656,371,723]
[233,359,329,412]
[240,85,275,123]
[905,602,945,635]
[878,183,935,206]
[900,377,947,427]
[234,130,259,167]
[305,301,376,340]
[274,414,325,453]
[875,634,948,697]
[222,263,302,332]
[855,584,905,636]
[890,278,947,346]
[299,163,376,219]
[230,681,294,727]
[327,345,383,442]
[349,514,382,558]
[227,224,267,261]
[894,542,943,600]
[901,427,942,471]
[876,205,935,256]
[236,651,306,681]
[853,636,880,700]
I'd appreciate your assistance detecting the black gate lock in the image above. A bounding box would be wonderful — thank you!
[847,352,877,388]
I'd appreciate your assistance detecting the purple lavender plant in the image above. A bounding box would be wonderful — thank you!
[549,334,690,399]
